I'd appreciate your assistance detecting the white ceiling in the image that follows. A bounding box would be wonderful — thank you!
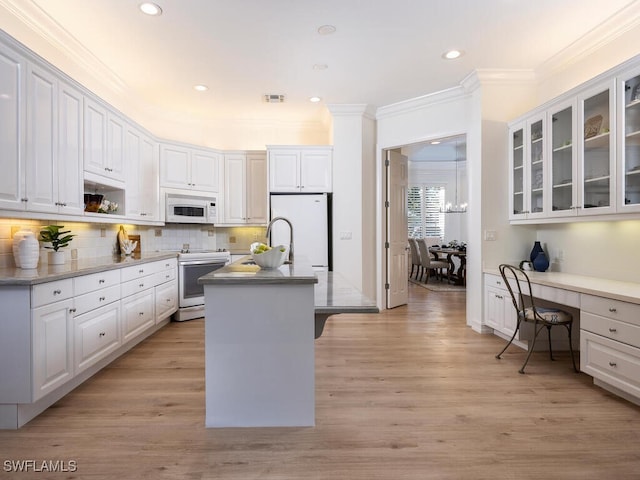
[3,0,639,127]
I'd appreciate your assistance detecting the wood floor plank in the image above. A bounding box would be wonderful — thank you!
[1,284,639,479]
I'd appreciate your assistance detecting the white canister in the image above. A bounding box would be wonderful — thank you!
[12,229,34,268]
[17,232,40,269]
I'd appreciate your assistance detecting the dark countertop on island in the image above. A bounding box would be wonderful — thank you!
[198,256,318,285]
[0,252,178,286]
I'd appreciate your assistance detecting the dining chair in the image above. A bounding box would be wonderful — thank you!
[416,238,449,283]
[495,264,578,374]
[408,238,421,279]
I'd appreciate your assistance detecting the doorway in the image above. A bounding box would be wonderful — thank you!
[384,134,468,309]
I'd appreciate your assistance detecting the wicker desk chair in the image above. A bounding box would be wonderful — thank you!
[495,264,578,374]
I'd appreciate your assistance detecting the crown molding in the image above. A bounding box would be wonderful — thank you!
[375,85,467,120]
[536,1,640,81]
[0,0,127,94]
[326,104,376,119]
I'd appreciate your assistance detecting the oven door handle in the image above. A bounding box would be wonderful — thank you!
[179,259,228,267]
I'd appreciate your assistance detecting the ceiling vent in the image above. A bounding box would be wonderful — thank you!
[264,94,285,103]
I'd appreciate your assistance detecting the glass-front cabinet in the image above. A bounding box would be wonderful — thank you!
[509,124,525,219]
[548,100,576,217]
[619,66,640,213]
[578,80,615,215]
[509,114,546,220]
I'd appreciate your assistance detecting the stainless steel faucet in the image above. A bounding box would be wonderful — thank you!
[266,216,293,263]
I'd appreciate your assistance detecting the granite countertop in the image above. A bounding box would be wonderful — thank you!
[198,255,317,285]
[314,271,379,314]
[0,252,178,286]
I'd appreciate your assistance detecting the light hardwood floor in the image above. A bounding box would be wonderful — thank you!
[2,283,640,479]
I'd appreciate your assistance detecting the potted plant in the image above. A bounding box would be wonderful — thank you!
[39,225,75,265]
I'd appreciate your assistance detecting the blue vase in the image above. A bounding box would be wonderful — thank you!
[530,241,543,263]
[533,251,549,272]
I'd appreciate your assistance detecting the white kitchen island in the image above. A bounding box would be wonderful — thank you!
[199,257,377,428]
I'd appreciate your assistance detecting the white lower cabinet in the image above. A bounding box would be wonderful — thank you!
[155,279,177,323]
[32,298,74,401]
[0,256,178,428]
[580,294,640,401]
[73,302,120,374]
[483,274,518,338]
[122,289,155,342]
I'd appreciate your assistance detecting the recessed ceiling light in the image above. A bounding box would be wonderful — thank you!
[317,25,336,35]
[194,84,208,92]
[313,64,328,70]
[139,2,162,16]
[309,96,321,103]
[442,49,463,60]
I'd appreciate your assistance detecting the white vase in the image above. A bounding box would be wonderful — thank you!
[12,229,33,268]
[48,250,66,265]
[17,232,40,269]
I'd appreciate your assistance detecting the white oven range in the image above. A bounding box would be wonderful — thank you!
[172,249,230,321]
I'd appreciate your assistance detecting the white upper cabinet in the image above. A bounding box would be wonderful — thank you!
[508,114,546,221]
[222,152,267,225]
[577,80,615,216]
[160,143,220,193]
[268,146,332,193]
[0,45,25,211]
[547,98,576,218]
[125,124,158,220]
[83,97,125,185]
[618,64,640,213]
[57,80,84,215]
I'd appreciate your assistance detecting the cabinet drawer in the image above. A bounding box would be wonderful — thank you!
[485,274,507,290]
[157,258,177,272]
[74,302,120,374]
[121,275,153,298]
[581,330,640,399]
[581,312,640,349]
[32,279,73,308]
[74,269,120,296]
[154,268,176,286]
[122,290,155,342]
[121,263,155,282]
[74,284,120,316]
[581,294,640,326]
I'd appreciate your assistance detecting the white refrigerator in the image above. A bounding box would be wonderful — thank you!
[269,193,331,269]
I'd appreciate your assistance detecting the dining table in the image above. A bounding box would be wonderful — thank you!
[429,247,467,286]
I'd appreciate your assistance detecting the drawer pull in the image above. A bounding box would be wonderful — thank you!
[609,361,617,367]
[99,332,106,337]
[165,274,170,279]
[609,328,617,333]
[139,312,145,316]
[99,279,105,284]
[139,283,145,288]
[53,289,62,295]
[138,269,144,274]
[166,298,171,303]
[69,308,76,313]
[99,296,106,301]
[609,307,617,313]
[496,281,501,285]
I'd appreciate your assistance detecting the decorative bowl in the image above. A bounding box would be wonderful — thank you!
[250,243,288,269]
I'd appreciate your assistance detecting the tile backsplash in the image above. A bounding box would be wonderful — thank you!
[0,218,267,268]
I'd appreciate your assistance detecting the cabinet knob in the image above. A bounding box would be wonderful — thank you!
[53,289,62,295]
[165,274,170,279]
[139,312,144,316]
[166,298,171,303]
[609,361,617,367]
[609,327,617,333]
[99,296,106,301]
[609,307,617,313]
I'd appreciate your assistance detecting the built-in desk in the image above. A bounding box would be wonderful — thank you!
[484,268,640,406]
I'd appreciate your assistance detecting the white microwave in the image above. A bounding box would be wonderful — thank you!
[165,194,218,224]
